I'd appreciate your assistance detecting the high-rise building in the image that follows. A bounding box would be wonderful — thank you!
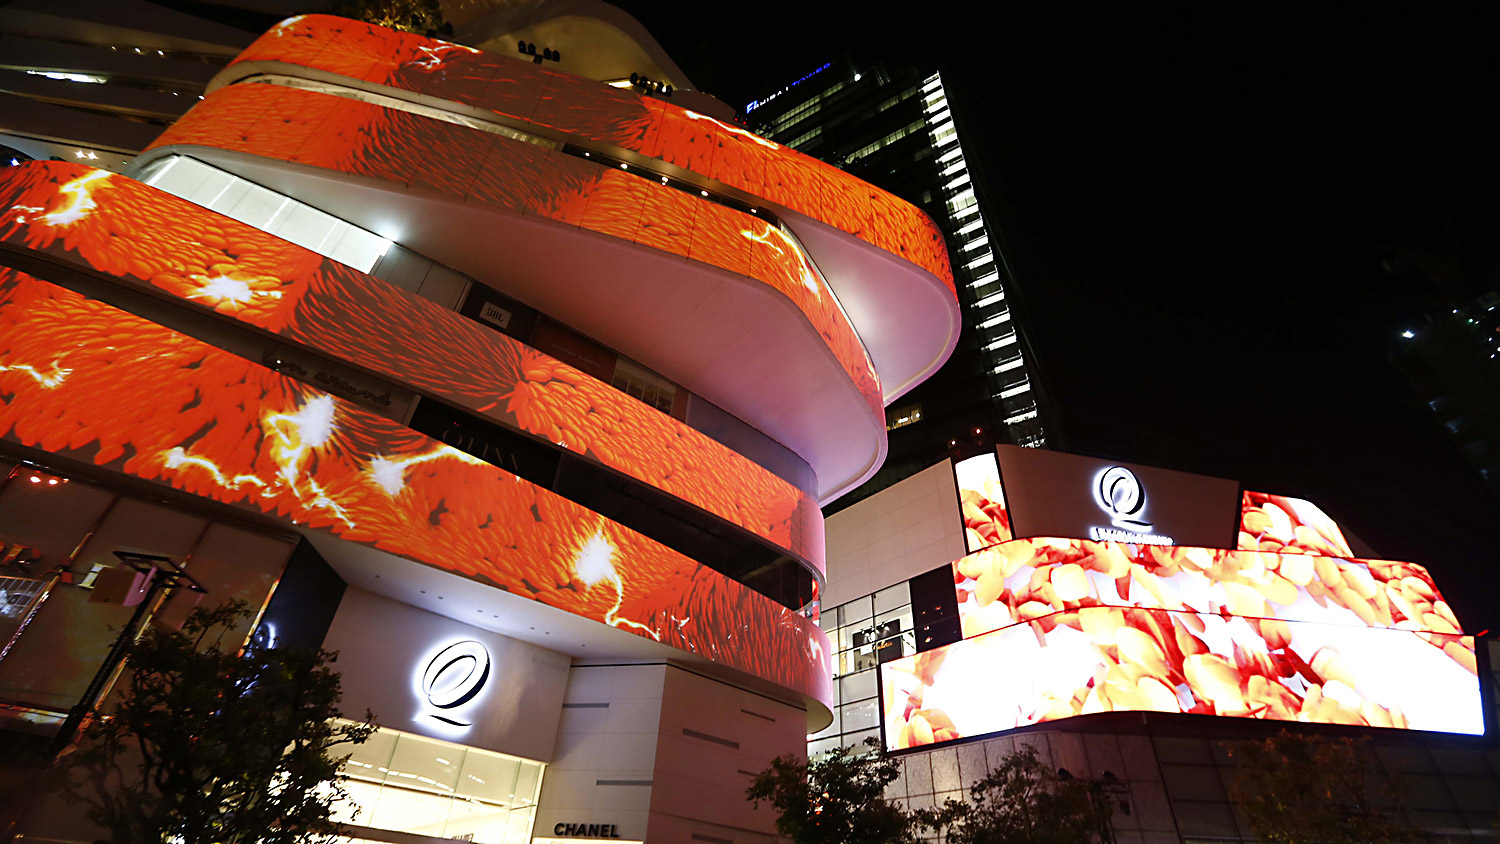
[0,8,964,842]
[747,59,1052,507]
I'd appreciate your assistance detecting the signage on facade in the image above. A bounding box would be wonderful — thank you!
[550,822,622,838]
[1088,466,1174,546]
[416,639,491,729]
[994,445,1239,549]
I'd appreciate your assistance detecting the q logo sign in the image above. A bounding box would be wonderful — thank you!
[419,640,491,728]
[1096,466,1151,531]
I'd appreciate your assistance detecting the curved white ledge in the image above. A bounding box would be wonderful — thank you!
[131,144,888,503]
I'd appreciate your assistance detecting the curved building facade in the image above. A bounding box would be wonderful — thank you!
[0,14,960,844]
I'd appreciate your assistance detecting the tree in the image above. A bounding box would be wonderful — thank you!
[1225,730,1419,844]
[329,0,448,36]
[746,737,916,844]
[64,601,375,844]
[916,743,1113,844]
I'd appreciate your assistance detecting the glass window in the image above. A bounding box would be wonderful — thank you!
[873,583,910,616]
[331,722,543,844]
[808,736,842,759]
[513,760,542,808]
[457,750,518,804]
[140,155,391,273]
[346,727,399,783]
[808,707,840,741]
[845,728,880,750]
[840,699,879,732]
[885,404,922,431]
[842,596,873,627]
[840,669,877,703]
[368,786,452,837]
[383,733,461,796]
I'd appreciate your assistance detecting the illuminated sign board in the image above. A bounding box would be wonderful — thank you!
[994,445,1239,549]
[1089,465,1173,545]
[415,639,492,730]
[549,822,623,838]
[745,62,832,112]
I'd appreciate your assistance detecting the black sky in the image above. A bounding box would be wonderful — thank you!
[624,2,1500,629]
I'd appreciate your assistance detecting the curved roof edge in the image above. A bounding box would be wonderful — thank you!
[447,0,697,90]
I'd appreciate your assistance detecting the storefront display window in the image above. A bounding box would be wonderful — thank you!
[333,722,543,844]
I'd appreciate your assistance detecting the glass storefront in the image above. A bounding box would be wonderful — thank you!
[808,581,915,757]
[333,722,544,844]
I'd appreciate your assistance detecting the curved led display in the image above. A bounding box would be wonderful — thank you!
[0,161,822,574]
[955,451,1010,553]
[146,83,883,418]
[221,15,955,294]
[0,268,832,705]
[882,607,1481,750]
[951,538,1464,642]
[1239,490,1355,557]
[881,535,1479,750]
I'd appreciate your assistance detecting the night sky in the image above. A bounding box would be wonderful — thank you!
[627,3,1500,629]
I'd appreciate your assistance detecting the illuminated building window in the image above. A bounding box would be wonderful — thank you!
[786,126,822,148]
[1004,409,1039,425]
[975,291,1008,311]
[610,359,676,414]
[139,155,392,273]
[885,403,923,431]
[997,380,1031,400]
[332,721,544,844]
[845,119,924,163]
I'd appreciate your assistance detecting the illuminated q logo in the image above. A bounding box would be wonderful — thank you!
[419,640,490,728]
[1096,466,1151,532]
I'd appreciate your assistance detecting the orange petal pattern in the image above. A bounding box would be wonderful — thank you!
[149,83,883,416]
[0,160,821,571]
[0,268,831,701]
[225,15,954,294]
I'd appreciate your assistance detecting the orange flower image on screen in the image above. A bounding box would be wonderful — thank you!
[1238,490,1355,557]
[148,81,885,416]
[0,161,821,571]
[222,15,955,295]
[879,536,1480,749]
[0,268,830,699]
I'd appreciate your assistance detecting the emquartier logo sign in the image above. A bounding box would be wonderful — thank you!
[416,640,491,728]
[1088,466,1175,546]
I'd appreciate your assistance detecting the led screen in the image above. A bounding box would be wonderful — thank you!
[950,537,1464,643]
[0,268,831,704]
[1239,490,1355,557]
[994,445,1240,548]
[954,452,1010,553]
[881,606,1482,751]
[226,15,955,293]
[149,83,884,417]
[0,161,822,573]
